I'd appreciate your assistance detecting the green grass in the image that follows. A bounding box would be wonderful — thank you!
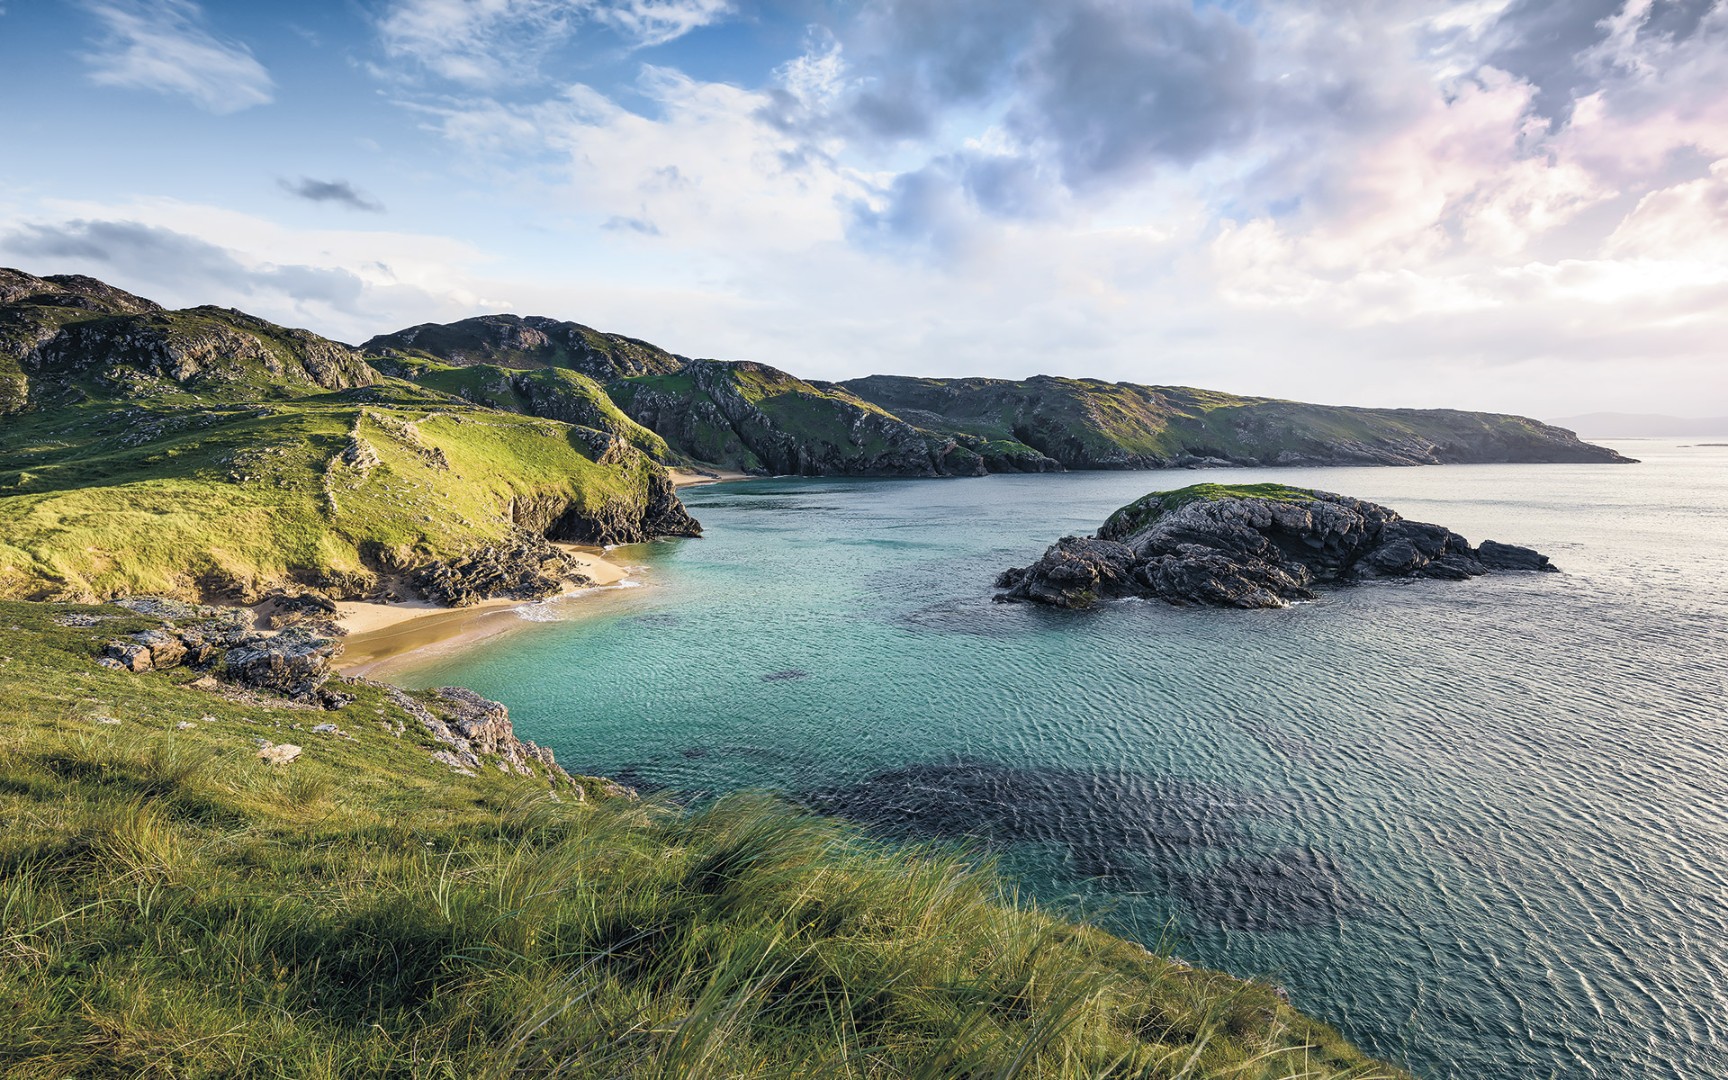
[0,601,1409,1079]
[0,388,665,602]
[836,376,1616,469]
[1099,485,1319,539]
[373,358,679,463]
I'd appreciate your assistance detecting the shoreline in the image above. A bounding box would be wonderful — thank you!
[335,547,636,678]
[334,468,738,677]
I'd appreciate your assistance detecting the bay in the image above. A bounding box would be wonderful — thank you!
[393,439,1728,1080]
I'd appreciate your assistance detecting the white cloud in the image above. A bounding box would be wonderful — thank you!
[595,0,731,48]
[376,0,730,86]
[78,0,273,114]
[426,66,866,256]
[0,197,496,342]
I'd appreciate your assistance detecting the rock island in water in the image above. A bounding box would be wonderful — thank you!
[996,482,1555,609]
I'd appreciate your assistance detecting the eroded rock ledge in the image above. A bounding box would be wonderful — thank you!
[995,483,1555,609]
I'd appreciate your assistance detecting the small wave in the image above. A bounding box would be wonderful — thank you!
[511,580,646,621]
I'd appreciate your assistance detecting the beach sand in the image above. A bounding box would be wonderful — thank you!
[669,466,751,487]
[335,547,635,677]
[331,467,740,676]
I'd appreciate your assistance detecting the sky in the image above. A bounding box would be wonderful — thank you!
[1,0,1725,419]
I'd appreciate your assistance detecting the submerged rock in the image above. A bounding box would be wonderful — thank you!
[995,483,1555,609]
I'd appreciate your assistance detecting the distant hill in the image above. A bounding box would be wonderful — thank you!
[370,321,1633,475]
[1550,412,1728,438]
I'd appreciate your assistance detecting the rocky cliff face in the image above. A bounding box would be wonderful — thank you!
[615,360,985,476]
[996,484,1556,609]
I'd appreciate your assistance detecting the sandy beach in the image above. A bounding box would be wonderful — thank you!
[668,466,751,487]
[334,546,636,676]
[331,468,743,676]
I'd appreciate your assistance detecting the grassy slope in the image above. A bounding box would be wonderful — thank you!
[0,602,1407,1079]
[397,357,680,463]
[838,376,1618,467]
[1100,484,1320,539]
[0,279,683,602]
[0,384,657,602]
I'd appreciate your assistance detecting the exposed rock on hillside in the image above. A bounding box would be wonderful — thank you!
[379,683,585,788]
[843,375,1633,470]
[2,269,374,406]
[996,484,1556,609]
[365,313,684,381]
[614,360,984,476]
[102,618,347,705]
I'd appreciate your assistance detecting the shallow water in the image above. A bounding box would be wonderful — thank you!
[394,440,1728,1080]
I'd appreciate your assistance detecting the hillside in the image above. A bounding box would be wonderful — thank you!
[0,598,1409,1079]
[0,270,699,604]
[842,375,1630,470]
[368,314,1629,475]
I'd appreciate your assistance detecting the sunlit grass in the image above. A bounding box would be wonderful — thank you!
[0,600,1409,1078]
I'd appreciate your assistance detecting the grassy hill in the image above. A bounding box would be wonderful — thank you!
[358,312,1627,475]
[839,375,1628,470]
[363,313,686,381]
[611,360,980,476]
[0,600,1410,1079]
[0,271,698,604]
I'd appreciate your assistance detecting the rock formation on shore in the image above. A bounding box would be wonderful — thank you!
[995,483,1555,609]
[93,597,590,788]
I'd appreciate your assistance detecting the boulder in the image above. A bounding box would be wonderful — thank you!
[257,742,302,765]
[133,628,187,669]
[103,640,155,672]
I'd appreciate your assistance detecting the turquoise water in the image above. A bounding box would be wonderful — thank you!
[395,441,1728,1080]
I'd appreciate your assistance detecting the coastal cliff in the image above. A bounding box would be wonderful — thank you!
[0,269,702,606]
[998,482,1555,608]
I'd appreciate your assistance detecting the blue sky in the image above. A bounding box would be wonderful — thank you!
[2,0,1726,418]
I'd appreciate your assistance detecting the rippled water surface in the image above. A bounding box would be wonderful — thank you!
[395,441,1728,1080]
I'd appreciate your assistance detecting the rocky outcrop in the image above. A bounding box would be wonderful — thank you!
[413,529,593,607]
[223,627,346,699]
[101,616,347,705]
[364,314,685,381]
[378,684,584,789]
[996,485,1556,609]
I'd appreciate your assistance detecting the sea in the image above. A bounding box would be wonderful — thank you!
[389,438,1728,1080]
